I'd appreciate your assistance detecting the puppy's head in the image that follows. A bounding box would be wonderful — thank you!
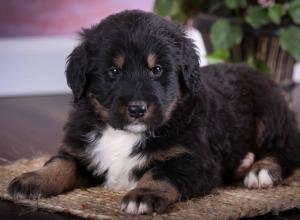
[66,10,200,133]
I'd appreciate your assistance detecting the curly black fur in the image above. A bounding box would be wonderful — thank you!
[8,10,300,214]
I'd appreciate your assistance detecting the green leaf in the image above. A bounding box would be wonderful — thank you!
[279,26,300,61]
[154,0,174,16]
[154,0,186,22]
[169,0,186,22]
[268,4,285,24]
[207,49,230,64]
[210,19,243,51]
[288,0,300,24]
[247,56,270,75]
[246,6,271,28]
[225,0,246,9]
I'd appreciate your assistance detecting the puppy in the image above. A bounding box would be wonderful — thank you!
[8,10,300,214]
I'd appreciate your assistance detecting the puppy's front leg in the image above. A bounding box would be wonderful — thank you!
[121,155,221,214]
[8,154,89,199]
[121,171,179,215]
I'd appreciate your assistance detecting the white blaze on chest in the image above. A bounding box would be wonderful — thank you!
[88,125,145,190]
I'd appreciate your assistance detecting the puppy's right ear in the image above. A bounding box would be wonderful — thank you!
[66,44,88,102]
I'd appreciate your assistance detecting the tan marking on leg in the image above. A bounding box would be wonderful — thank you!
[121,171,179,214]
[113,55,125,69]
[147,145,190,165]
[8,157,86,199]
[147,53,157,69]
[251,157,282,182]
[137,172,179,203]
[244,156,282,189]
[36,158,78,193]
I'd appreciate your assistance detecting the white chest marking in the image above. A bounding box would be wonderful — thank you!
[87,126,145,190]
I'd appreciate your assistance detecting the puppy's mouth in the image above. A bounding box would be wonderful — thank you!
[124,122,147,133]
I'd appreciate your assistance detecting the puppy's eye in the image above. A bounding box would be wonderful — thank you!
[107,67,121,79]
[150,65,163,78]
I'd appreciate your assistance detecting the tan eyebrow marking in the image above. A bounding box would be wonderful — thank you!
[147,53,157,69]
[113,55,125,69]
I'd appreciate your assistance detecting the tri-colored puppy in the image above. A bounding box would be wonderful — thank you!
[8,10,300,214]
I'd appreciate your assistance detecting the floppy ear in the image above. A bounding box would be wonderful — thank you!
[180,37,202,95]
[66,44,88,102]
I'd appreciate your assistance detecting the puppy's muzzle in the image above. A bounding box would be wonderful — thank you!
[127,101,147,118]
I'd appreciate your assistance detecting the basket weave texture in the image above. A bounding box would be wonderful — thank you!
[0,157,299,220]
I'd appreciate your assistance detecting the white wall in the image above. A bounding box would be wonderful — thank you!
[0,36,78,97]
[293,63,300,83]
[0,34,299,97]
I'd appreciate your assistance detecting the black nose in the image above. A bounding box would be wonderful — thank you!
[127,101,147,118]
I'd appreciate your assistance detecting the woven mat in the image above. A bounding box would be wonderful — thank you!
[0,157,299,220]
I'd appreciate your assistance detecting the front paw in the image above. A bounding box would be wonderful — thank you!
[121,188,171,215]
[244,159,282,189]
[8,172,46,200]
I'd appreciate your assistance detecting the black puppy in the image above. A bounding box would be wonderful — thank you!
[8,10,300,214]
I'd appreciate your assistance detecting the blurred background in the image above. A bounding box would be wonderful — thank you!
[0,0,155,96]
[0,0,299,96]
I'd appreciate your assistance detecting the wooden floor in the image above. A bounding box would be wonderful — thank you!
[0,93,299,220]
[0,95,70,164]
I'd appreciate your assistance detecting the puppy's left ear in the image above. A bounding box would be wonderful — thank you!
[179,37,201,95]
[66,44,88,102]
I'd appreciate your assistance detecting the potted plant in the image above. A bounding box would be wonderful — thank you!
[154,0,300,83]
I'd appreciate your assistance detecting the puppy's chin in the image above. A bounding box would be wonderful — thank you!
[124,123,147,133]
